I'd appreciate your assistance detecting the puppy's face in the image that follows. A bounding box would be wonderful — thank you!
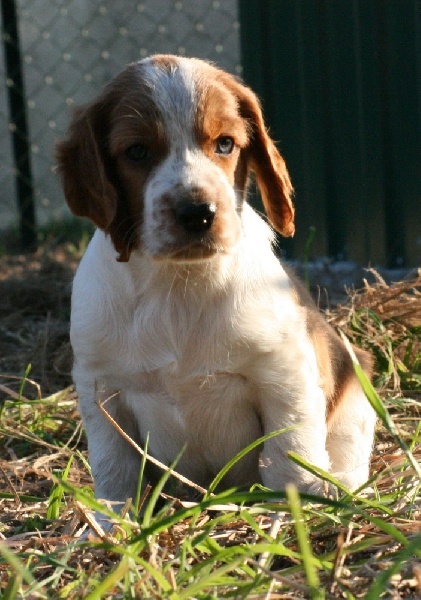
[109,56,249,260]
[57,55,295,262]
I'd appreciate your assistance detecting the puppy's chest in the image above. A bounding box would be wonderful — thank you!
[127,299,246,381]
[96,279,304,401]
[110,291,281,393]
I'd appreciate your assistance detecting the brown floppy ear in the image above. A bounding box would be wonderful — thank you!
[242,89,295,236]
[56,105,118,231]
[56,102,134,261]
[223,76,295,237]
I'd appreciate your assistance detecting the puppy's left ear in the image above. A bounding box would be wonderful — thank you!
[224,77,295,237]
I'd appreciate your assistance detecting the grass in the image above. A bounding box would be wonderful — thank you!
[0,258,420,598]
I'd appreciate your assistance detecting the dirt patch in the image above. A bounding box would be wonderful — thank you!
[0,246,79,398]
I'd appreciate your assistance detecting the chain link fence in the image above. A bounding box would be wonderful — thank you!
[0,0,240,245]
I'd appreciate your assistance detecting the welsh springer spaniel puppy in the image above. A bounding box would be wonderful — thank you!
[57,55,375,511]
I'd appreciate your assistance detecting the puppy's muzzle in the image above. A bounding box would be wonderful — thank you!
[175,202,217,234]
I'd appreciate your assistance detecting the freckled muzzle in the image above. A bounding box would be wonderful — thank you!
[143,174,241,261]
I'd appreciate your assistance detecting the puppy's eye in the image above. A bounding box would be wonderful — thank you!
[125,144,149,162]
[215,136,234,155]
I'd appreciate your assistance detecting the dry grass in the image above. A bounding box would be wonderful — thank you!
[0,246,420,599]
[0,245,77,395]
[328,269,421,396]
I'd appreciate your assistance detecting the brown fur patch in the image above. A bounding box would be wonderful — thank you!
[148,54,180,71]
[109,97,170,257]
[192,76,248,185]
[289,271,373,420]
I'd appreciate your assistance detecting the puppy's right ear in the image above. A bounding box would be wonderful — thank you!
[56,105,118,230]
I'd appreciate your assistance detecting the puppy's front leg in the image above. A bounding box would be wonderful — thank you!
[258,383,331,495]
[76,378,143,524]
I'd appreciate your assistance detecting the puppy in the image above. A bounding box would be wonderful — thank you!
[56,55,375,511]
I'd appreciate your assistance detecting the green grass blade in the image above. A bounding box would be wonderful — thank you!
[129,555,175,594]
[2,573,22,600]
[133,432,149,515]
[206,427,295,497]
[0,492,45,502]
[286,453,411,545]
[76,450,92,475]
[180,542,321,586]
[340,332,421,480]
[349,349,421,481]
[286,485,324,600]
[18,364,32,400]
[47,455,73,519]
[178,555,246,599]
[141,445,187,528]
[287,451,351,495]
[94,549,177,595]
[366,516,411,546]
[0,541,35,586]
[287,451,393,514]
[84,556,131,600]
[56,478,129,527]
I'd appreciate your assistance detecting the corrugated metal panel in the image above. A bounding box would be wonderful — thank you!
[239,0,421,267]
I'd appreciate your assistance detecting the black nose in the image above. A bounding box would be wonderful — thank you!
[175,202,216,233]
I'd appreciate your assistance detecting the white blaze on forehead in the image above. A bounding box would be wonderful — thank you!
[138,56,230,194]
[138,56,199,146]
[135,58,241,258]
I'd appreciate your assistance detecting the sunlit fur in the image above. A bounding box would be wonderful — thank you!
[57,55,376,510]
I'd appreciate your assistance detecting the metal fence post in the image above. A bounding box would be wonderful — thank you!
[1,0,37,252]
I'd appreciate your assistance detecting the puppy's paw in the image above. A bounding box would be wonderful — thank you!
[77,510,116,541]
[305,479,339,499]
[76,501,126,541]
[331,471,372,495]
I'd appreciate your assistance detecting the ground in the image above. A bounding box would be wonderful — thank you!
[0,244,420,599]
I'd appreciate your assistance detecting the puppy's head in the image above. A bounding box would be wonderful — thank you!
[56,55,294,262]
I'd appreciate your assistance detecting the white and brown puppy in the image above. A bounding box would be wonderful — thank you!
[57,55,375,508]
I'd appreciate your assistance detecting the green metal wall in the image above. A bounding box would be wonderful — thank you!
[239,0,420,267]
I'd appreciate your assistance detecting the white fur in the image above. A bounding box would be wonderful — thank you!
[71,204,372,502]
